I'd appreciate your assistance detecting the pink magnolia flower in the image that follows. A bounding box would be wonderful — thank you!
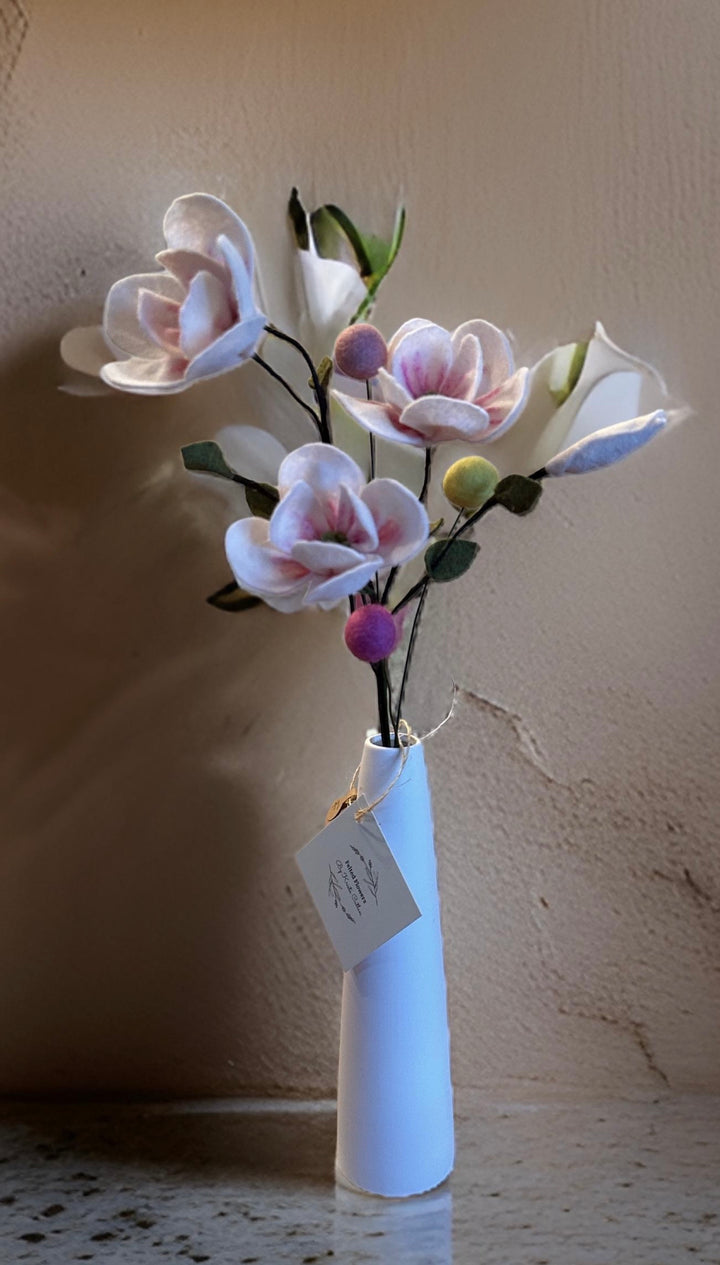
[332,318,529,448]
[63,194,266,395]
[225,443,429,612]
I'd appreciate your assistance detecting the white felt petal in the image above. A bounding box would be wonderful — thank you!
[376,368,413,411]
[60,325,111,377]
[278,442,365,499]
[400,395,491,444]
[183,314,266,383]
[225,517,309,595]
[560,371,643,449]
[546,410,667,476]
[332,390,425,446]
[387,318,435,360]
[214,425,286,484]
[335,484,379,553]
[100,355,189,394]
[217,233,263,321]
[104,272,185,359]
[303,559,380,606]
[269,481,329,552]
[298,251,367,337]
[361,478,430,566]
[163,193,256,276]
[137,289,181,355]
[291,539,367,573]
[454,319,514,394]
[481,367,530,439]
[391,323,454,398]
[178,270,234,361]
[441,333,482,400]
[155,248,227,288]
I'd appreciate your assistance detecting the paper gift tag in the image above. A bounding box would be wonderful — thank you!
[295,797,422,972]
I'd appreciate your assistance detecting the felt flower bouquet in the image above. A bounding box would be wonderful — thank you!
[62,189,682,1198]
[62,190,678,750]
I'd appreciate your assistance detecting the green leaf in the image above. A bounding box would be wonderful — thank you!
[494,475,543,515]
[425,537,479,583]
[428,517,445,535]
[207,581,263,612]
[245,482,279,519]
[313,203,373,276]
[352,203,406,322]
[288,187,309,250]
[181,440,237,480]
[316,356,333,391]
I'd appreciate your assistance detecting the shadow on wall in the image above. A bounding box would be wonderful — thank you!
[0,336,360,1097]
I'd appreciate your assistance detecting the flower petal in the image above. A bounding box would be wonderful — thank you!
[137,289,181,355]
[298,251,367,350]
[391,323,454,398]
[217,233,263,322]
[163,193,257,279]
[480,367,530,438]
[60,325,111,378]
[332,390,425,446]
[100,355,189,394]
[225,517,309,598]
[103,271,185,359]
[183,313,266,383]
[375,367,413,411]
[155,248,227,289]
[387,318,435,360]
[455,319,514,395]
[277,442,365,498]
[269,480,329,552]
[291,539,367,573]
[214,425,286,484]
[334,484,379,552]
[441,333,482,399]
[546,410,667,476]
[303,560,380,606]
[400,395,491,444]
[178,269,234,361]
[361,478,429,566]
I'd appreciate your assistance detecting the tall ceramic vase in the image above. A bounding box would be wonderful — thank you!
[335,734,454,1198]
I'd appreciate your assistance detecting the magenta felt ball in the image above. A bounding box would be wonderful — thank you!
[334,324,388,380]
[344,605,398,663]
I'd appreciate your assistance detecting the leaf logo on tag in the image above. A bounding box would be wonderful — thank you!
[296,798,422,972]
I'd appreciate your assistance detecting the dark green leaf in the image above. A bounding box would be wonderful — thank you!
[245,482,279,519]
[207,581,263,612]
[352,203,406,322]
[425,537,479,583]
[288,187,309,250]
[495,475,543,515]
[313,203,373,276]
[181,440,237,480]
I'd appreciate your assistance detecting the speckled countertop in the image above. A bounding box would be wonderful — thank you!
[0,1093,718,1264]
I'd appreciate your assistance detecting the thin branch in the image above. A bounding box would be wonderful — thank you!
[264,324,331,442]
[253,354,322,435]
[394,579,429,732]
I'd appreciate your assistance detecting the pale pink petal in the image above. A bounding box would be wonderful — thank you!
[269,481,329,552]
[217,233,263,322]
[545,410,667,476]
[400,395,491,444]
[480,367,530,439]
[100,355,189,394]
[155,248,227,288]
[60,325,110,377]
[391,323,454,398]
[103,272,185,359]
[455,319,514,395]
[303,559,381,606]
[163,193,256,279]
[178,270,234,361]
[333,484,379,552]
[291,539,367,573]
[375,368,412,411]
[137,289,181,355]
[360,478,430,566]
[441,333,482,400]
[387,318,435,360]
[183,314,266,383]
[278,442,365,498]
[214,425,286,484]
[225,517,309,597]
[332,390,426,446]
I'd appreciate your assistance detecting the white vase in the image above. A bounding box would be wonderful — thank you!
[335,734,454,1198]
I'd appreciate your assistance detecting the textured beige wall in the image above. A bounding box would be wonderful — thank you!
[1,0,718,1098]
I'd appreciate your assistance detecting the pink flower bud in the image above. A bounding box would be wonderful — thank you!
[334,324,388,380]
[344,603,399,663]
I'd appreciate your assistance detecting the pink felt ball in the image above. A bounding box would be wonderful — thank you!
[334,323,388,380]
[344,604,399,663]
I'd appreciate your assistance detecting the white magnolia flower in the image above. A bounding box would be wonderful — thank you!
[61,194,266,395]
[296,227,367,365]
[225,443,429,612]
[332,318,529,448]
[486,322,678,477]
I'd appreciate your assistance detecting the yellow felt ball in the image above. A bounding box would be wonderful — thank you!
[442,456,499,510]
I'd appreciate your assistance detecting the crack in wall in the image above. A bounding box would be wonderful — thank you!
[651,866,720,914]
[556,1005,671,1088]
[0,0,28,93]
[457,686,565,786]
